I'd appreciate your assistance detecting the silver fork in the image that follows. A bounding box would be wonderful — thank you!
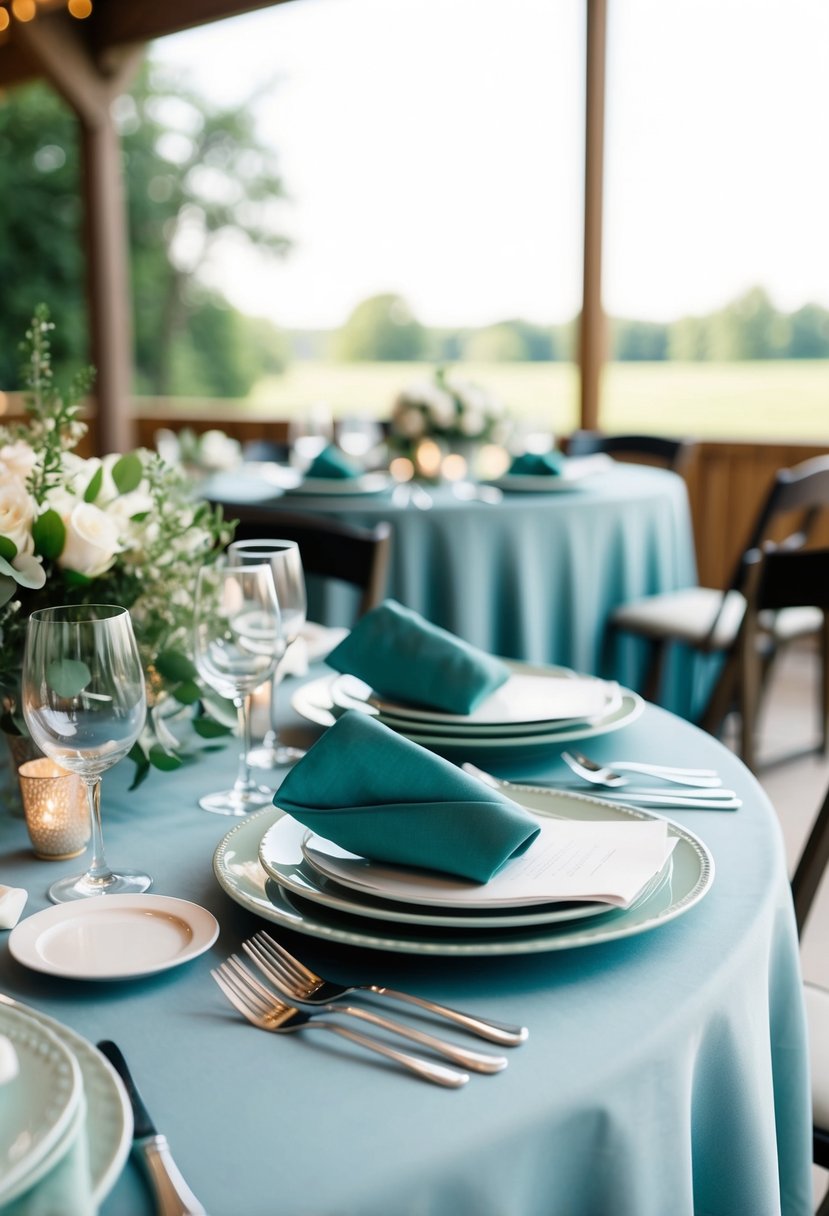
[211,960,469,1088]
[240,942,506,1074]
[246,932,528,1046]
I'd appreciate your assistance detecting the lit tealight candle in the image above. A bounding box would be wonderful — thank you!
[414,439,442,481]
[17,759,90,861]
[389,457,414,483]
[441,453,467,482]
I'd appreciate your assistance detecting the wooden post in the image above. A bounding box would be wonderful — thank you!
[579,0,608,432]
[15,15,141,455]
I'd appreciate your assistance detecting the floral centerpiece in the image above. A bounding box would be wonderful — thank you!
[0,305,235,787]
[388,366,511,461]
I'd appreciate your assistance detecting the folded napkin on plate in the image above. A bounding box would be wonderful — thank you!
[305,444,362,479]
[275,711,540,882]
[508,450,566,477]
[326,599,510,714]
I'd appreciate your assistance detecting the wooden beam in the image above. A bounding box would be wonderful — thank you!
[579,0,608,432]
[86,0,296,53]
[16,13,140,455]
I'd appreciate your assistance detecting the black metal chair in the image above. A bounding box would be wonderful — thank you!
[211,501,392,619]
[609,456,829,764]
[242,439,291,464]
[703,545,829,770]
[790,782,829,1210]
[566,430,694,474]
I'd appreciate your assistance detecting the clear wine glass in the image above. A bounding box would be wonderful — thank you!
[22,604,150,903]
[228,539,308,767]
[194,563,284,814]
[288,404,334,472]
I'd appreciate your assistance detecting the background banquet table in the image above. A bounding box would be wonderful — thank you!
[0,669,812,1216]
[205,463,700,716]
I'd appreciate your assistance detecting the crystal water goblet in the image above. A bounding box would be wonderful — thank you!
[22,604,150,903]
[228,539,308,767]
[194,563,284,814]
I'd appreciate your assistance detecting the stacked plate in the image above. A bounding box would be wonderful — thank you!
[292,659,645,757]
[283,472,393,498]
[0,999,131,1210]
[213,783,715,958]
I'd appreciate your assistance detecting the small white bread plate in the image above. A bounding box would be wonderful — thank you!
[9,895,219,981]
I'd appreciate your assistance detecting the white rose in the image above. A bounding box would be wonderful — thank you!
[0,477,36,557]
[459,409,486,437]
[0,441,37,482]
[58,502,120,578]
[426,388,457,429]
[199,430,241,471]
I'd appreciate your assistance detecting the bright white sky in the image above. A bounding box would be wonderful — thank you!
[154,0,829,330]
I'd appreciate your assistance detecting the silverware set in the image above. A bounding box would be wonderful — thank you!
[212,932,527,1088]
[465,752,741,810]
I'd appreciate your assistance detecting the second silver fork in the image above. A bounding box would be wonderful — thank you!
[238,947,507,1075]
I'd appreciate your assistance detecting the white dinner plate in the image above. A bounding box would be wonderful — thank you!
[283,472,392,497]
[9,895,220,981]
[0,1003,83,1207]
[293,675,644,751]
[0,997,132,1208]
[333,662,617,728]
[213,797,714,956]
[257,813,627,929]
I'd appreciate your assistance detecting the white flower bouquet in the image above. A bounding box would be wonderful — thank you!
[389,366,510,452]
[0,306,235,786]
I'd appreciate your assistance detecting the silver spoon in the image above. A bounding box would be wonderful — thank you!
[561,750,722,788]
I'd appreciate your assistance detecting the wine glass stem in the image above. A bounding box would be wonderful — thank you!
[234,695,256,793]
[267,662,286,744]
[83,777,114,884]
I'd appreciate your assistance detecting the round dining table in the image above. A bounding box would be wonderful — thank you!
[204,462,700,716]
[0,663,812,1216]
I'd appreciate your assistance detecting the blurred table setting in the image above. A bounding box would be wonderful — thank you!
[203,451,699,718]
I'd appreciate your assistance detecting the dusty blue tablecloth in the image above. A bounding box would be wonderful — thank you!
[205,464,701,715]
[0,673,812,1216]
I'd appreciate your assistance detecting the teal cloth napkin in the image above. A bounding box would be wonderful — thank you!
[326,599,511,714]
[508,450,566,476]
[276,711,540,882]
[305,444,361,479]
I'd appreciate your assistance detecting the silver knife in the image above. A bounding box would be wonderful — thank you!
[97,1040,206,1216]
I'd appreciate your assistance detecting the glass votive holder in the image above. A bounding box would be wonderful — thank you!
[17,759,90,861]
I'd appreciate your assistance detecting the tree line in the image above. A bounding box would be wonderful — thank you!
[1,67,826,406]
[321,288,829,365]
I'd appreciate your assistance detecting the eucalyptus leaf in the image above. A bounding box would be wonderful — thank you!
[155,649,199,683]
[63,569,93,587]
[3,554,46,589]
[0,579,16,608]
[200,689,238,728]
[171,680,201,705]
[148,744,184,771]
[46,658,92,698]
[193,716,233,739]
[112,452,143,495]
[32,509,66,560]
[83,466,104,503]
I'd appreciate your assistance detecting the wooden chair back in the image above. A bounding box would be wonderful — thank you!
[213,502,392,619]
[566,430,694,474]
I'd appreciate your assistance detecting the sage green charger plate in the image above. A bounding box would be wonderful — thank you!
[214,787,714,957]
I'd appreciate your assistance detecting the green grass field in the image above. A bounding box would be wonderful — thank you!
[163,360,829,442]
